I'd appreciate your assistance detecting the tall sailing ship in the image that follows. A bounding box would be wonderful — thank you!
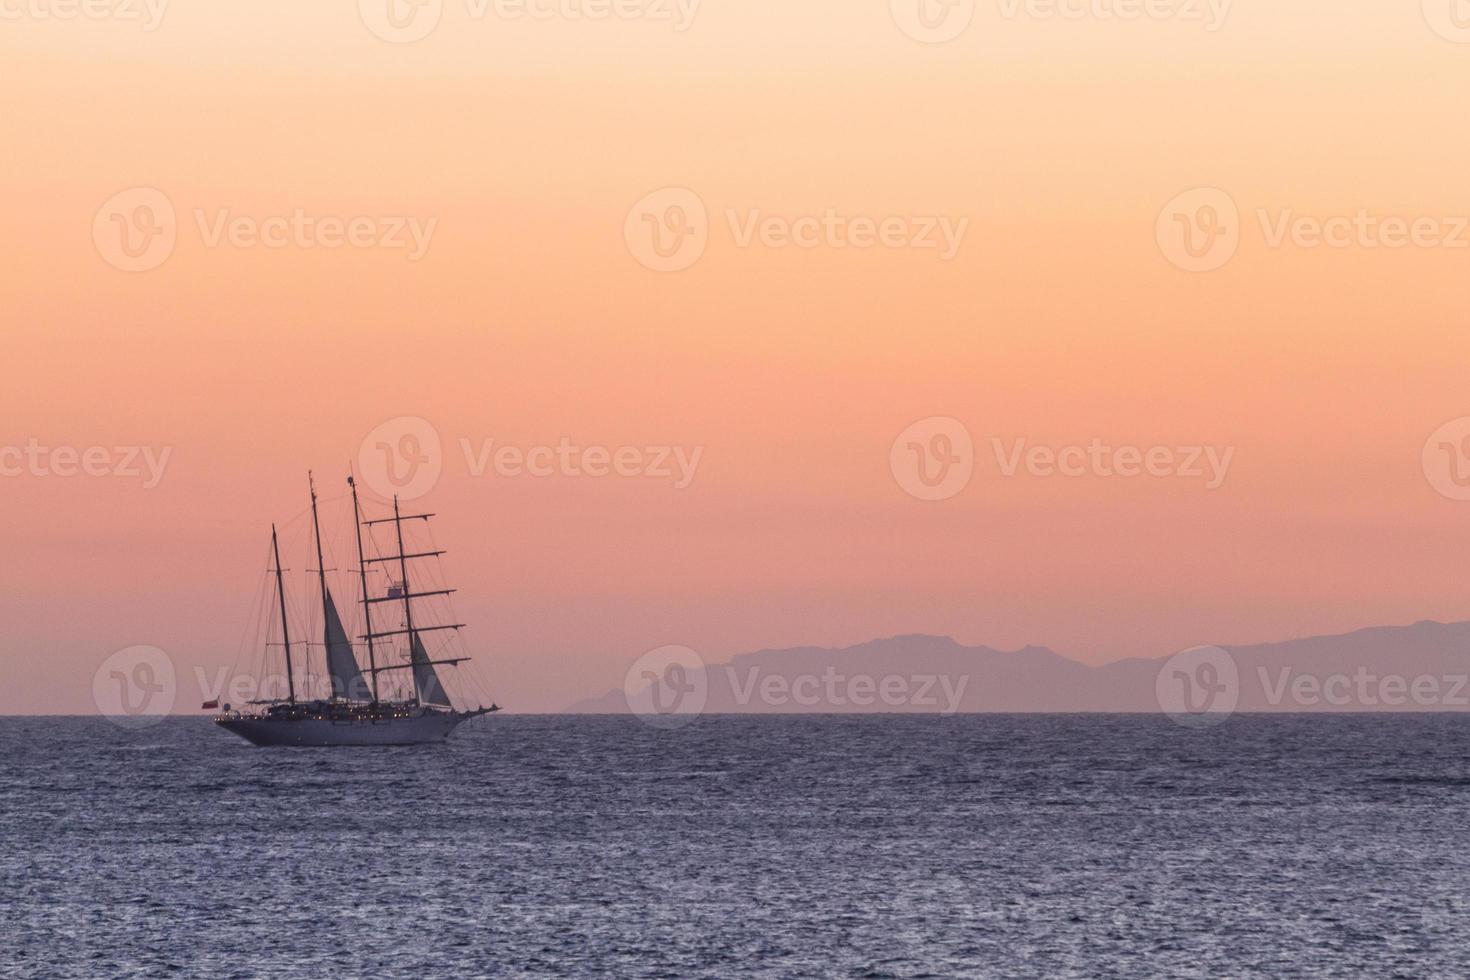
[214,474,497,746]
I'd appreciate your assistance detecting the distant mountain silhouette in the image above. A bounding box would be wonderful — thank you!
[568,621,1470,714]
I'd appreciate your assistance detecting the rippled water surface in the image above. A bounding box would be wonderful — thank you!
[5,714,1470,978]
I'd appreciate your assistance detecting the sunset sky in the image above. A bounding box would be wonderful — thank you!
[3,2,1468,713]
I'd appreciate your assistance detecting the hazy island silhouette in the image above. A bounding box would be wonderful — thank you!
[571,621,1470,714]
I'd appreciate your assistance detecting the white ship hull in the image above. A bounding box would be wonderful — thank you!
[216,707,475,747]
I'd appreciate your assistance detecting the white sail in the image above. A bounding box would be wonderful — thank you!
[324,589,369,701]
[410,631,452,707]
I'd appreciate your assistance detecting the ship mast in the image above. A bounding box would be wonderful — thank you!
[392,495,421,705]
[348,474,380,704]
[308,472,335,699]
[357,497,469,704]
[271,523,296,704]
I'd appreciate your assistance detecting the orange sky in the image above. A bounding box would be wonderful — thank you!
[3,2,1468,713]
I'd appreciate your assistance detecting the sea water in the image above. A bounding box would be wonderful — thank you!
[3,714,1467,977]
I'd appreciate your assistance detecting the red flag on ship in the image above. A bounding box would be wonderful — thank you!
[201,699,220,710]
